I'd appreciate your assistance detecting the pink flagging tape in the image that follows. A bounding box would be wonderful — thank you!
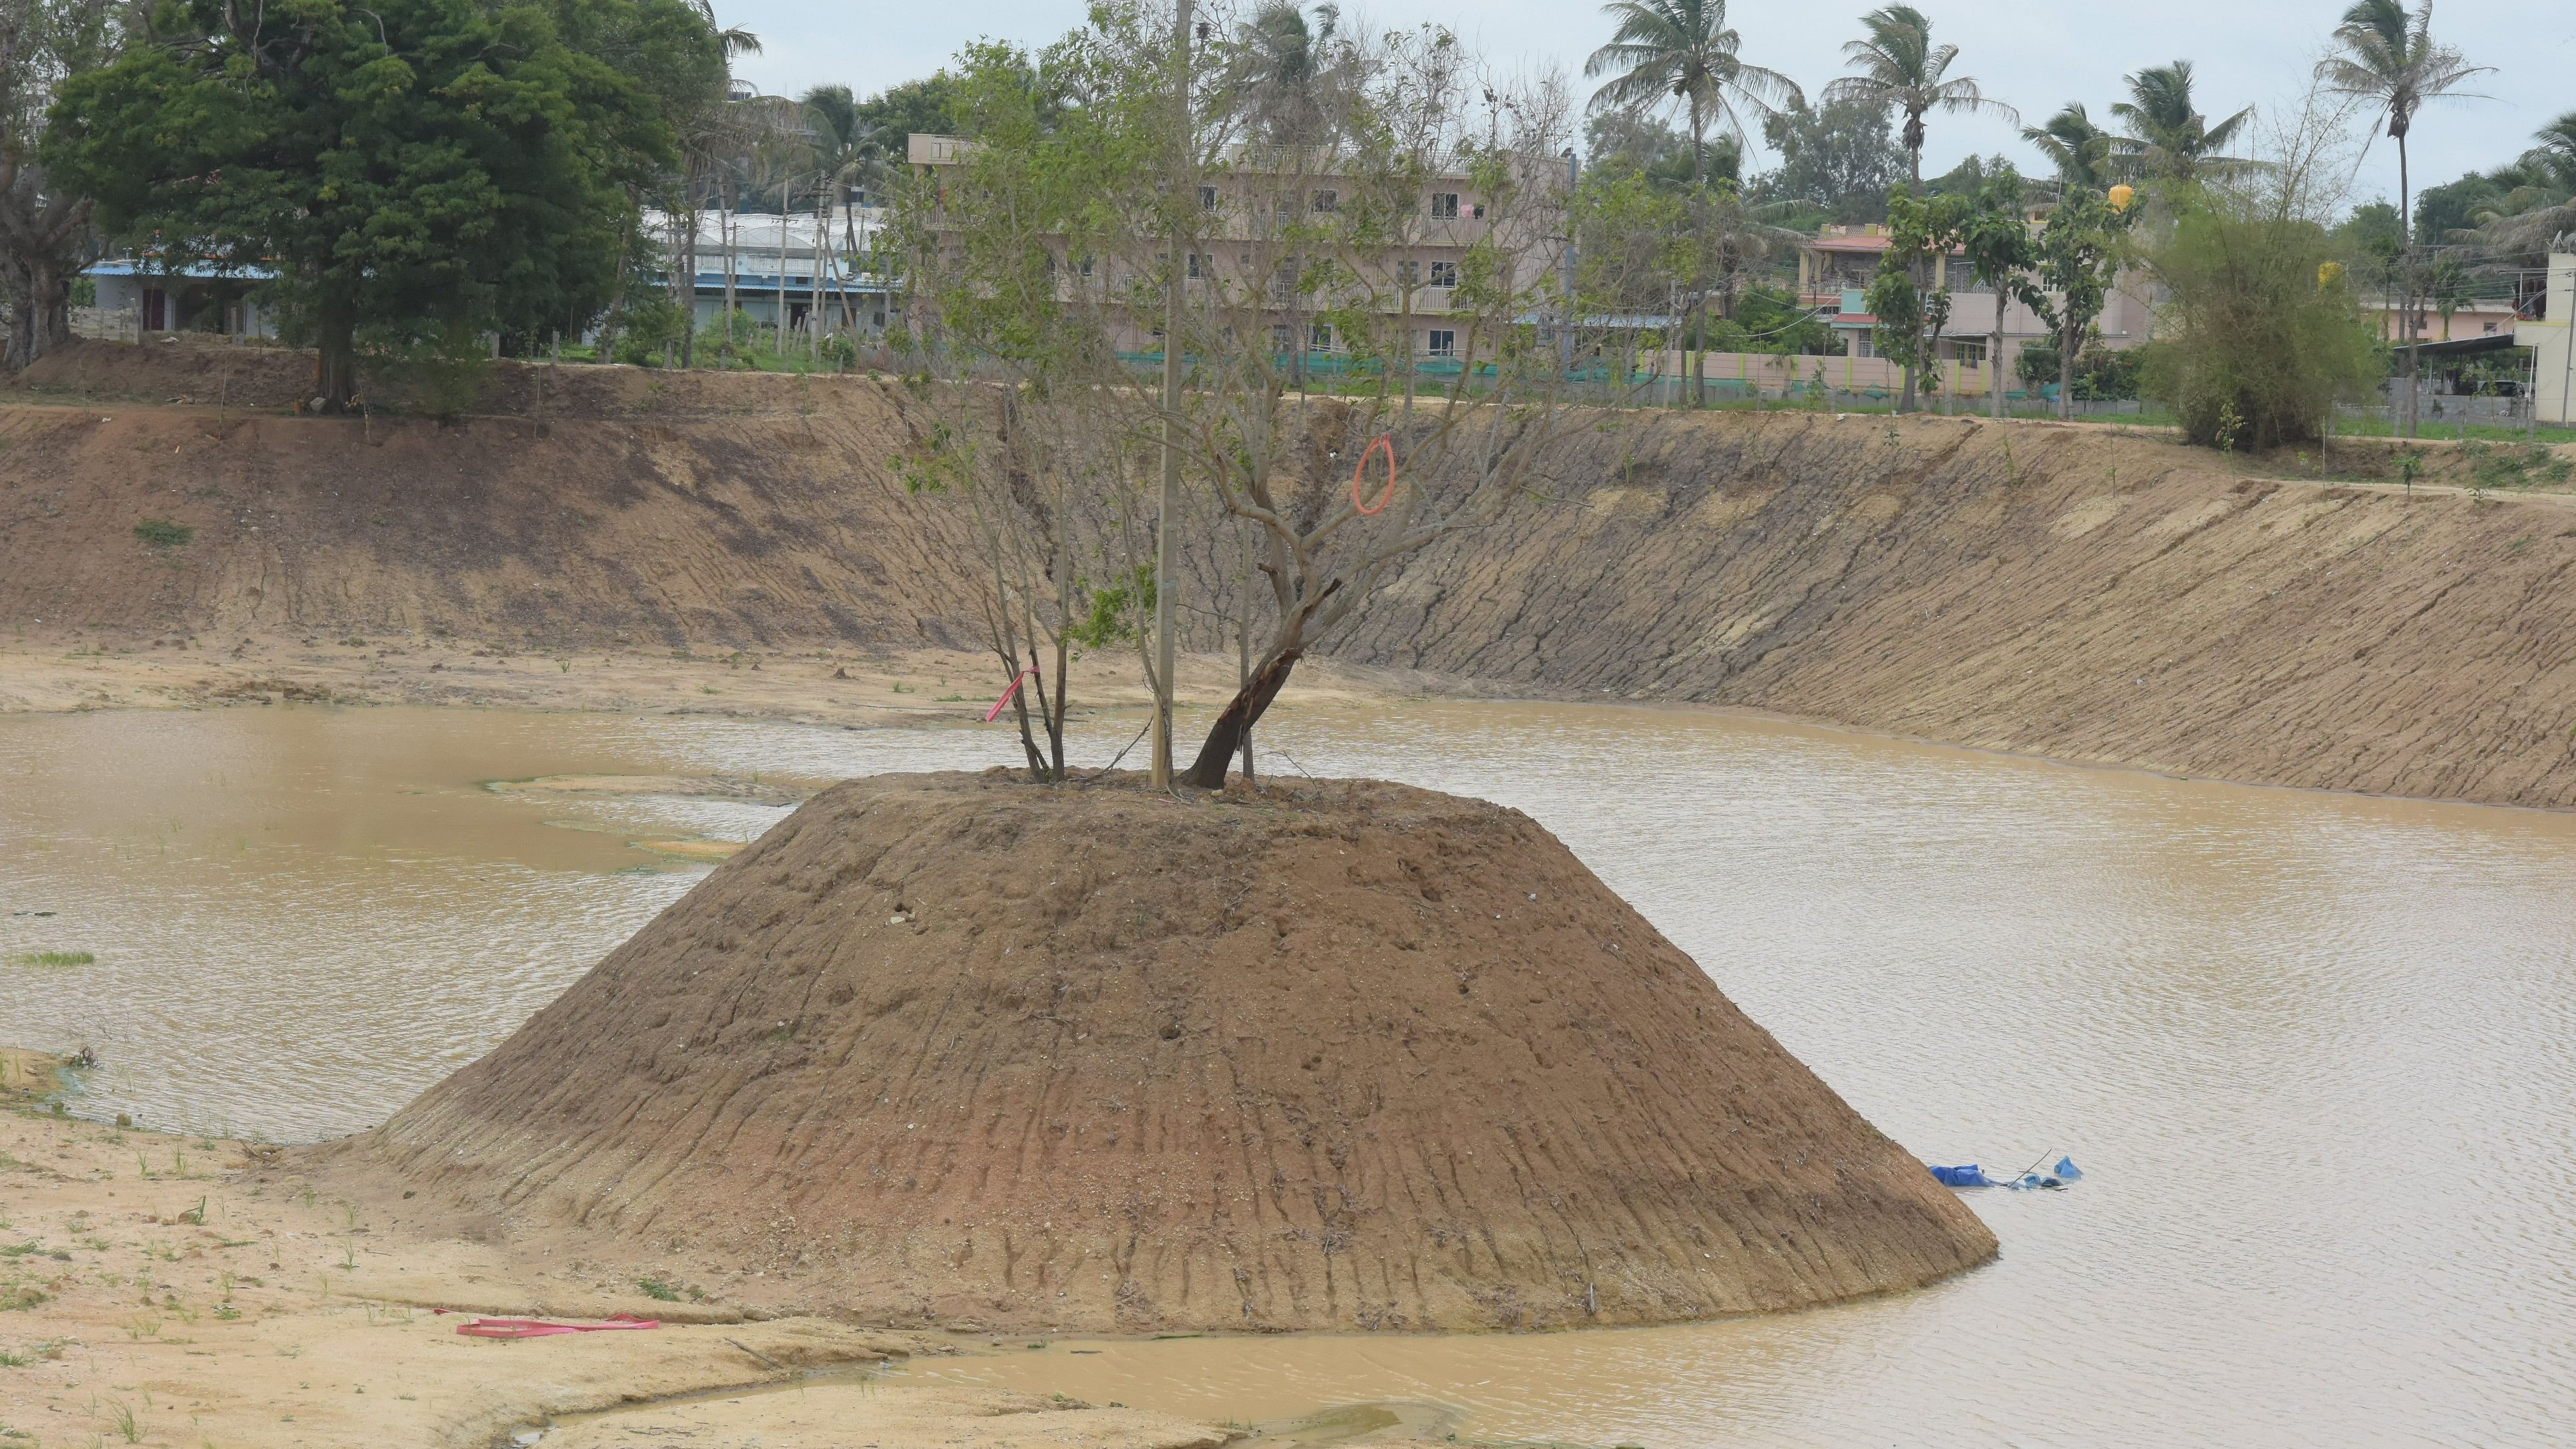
[984,666,1038,723]
[455,1313,661,1340]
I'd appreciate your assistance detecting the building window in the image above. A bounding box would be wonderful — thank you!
[1310,322,1334,351]
[1075,254,1095,278]
[1198,185,1218,212]
[1187,252,1210,280]
[1425,329,1457,357]
[1311,188,1338,212]
[1429,192,1459,220]
[1954,340,1984,371]
[1270,325,1292,352]
[1854,331,1875,359]
[1397,259,1419,286]
[1428,261,1458,289]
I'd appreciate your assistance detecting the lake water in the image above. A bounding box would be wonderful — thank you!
[3,700,2571,1446]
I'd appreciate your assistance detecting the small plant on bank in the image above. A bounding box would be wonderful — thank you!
[636,1276,681,1301]
[132,519,192,548]
[9,951,92,967]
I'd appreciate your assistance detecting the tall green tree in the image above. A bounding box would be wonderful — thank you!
[2317,0,2489,437]
[1751,95,1903,222]
[2022,102,2115,192]
[2109,61,2255,185]
[1864,187,1970,413]
[1821,4,2014,187]
[1587,108,1739,188]
[47,0,704,408]
[1957,164,2038,418]
[2027,188,2135,420]
[0,0,120,370]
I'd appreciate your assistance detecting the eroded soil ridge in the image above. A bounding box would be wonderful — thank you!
[321,771,1994,1332]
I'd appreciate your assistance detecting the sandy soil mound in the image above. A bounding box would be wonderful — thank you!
[323,771,1993,1333]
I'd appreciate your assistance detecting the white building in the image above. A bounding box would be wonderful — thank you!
[644,206,897,337]
[2534,254,2574,425]
[83,260,279,339]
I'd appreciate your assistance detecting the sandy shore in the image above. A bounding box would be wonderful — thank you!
[0,634,1431,727]
[0,1055,1234,1449]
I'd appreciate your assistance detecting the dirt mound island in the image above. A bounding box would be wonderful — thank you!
[323,772,1993,1332]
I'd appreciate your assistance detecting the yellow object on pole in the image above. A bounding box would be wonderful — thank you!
[2108,184,2135,212]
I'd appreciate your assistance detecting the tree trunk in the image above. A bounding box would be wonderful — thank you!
[2056,319,2075,422]
[1180,646,1300,789]
[315,299,359,411]
[1991,286,2007,420]
[721,180,739,365]
[2398,136,2417,439]
[3,254,74,371]
[1688,99,1706,408]
[676,204,695,369]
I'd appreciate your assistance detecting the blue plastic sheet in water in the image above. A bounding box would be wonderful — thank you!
[1929,1157,2084,1191]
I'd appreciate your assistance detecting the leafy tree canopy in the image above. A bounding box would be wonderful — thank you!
[45,0,707,407]
[854,73,962,148]
[1751,96,1903,224]
[1586,108,1740,189]
[2333,199,2402,263]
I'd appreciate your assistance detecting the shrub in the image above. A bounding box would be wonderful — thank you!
[132,520,191,548]
[2018,335,2142,399]
[2140,201,2382,451]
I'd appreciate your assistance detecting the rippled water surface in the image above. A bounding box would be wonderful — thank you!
[3,701,2573,1446]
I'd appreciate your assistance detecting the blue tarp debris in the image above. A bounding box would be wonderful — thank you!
[1929,1156,2082,1191]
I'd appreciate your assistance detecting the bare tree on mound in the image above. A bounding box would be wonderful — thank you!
[900,9,1680,790]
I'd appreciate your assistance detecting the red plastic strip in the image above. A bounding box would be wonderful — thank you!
[456,1313,661,1340]
[984,666,1038,723]
[1352,435,1397,515]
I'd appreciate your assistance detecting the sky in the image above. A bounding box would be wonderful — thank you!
[725,0,2573,210]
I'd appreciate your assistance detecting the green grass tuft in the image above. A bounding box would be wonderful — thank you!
[133,518,194,548]
[9,950,91,967]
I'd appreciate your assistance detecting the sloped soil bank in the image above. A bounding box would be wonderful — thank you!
[315,771,1993,1333]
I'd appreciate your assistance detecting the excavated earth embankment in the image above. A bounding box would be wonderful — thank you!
[313,771,1996,1333]
[7,339,2575,809]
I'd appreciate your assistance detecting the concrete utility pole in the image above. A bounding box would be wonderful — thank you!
[1151,0,1193,787]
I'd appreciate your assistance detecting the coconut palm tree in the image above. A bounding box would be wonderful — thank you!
[1586,0,1799,405]
[2474,112,2576,252]
[1235,1,1346,145]
[1584,0,1801,189]
[2318,1,2489,435]
[2319,1,2487,250]
[2107,61,2255,186]
[1820,4,2016,187]
[2022,103,2115,193]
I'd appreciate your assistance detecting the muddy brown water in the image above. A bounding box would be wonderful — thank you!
[4,702,2573,1446]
